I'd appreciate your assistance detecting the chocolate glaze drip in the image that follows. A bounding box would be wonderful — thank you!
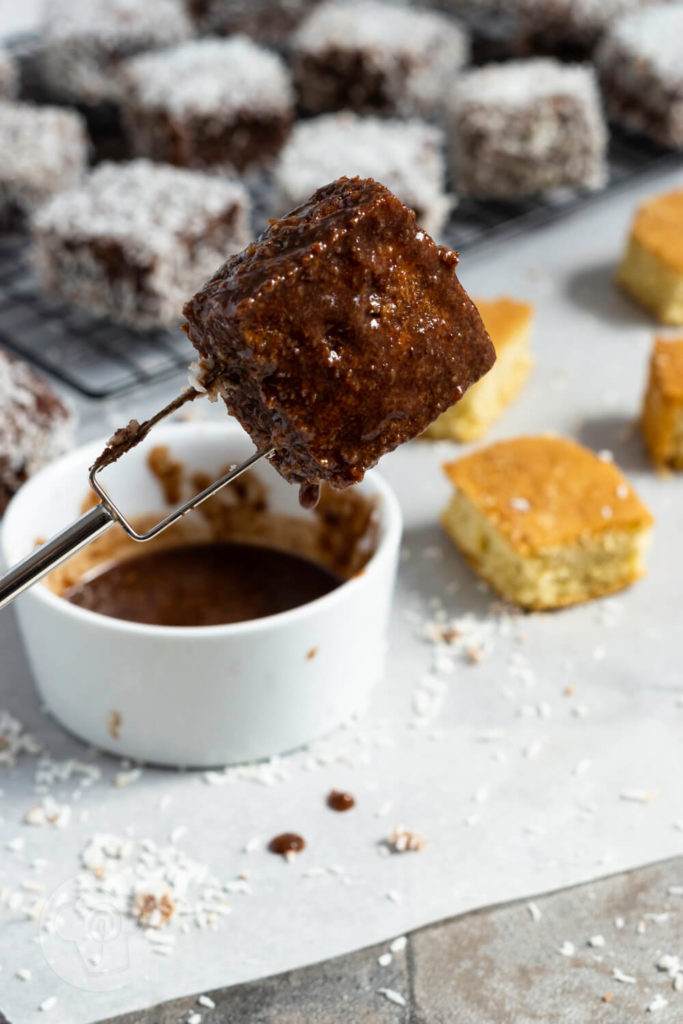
[299,480,321,509]
[269,833,305,857]
[90,386,202,474]
[327,789,355,812]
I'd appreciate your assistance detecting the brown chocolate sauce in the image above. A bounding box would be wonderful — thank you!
[269,833,305,857]
[64,542,341,627]
[327,789,355,812]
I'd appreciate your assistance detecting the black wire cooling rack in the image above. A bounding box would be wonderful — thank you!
[0,128,680,401]
[0,244,193,399]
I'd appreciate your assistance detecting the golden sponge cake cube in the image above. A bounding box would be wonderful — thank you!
[442,436,653,611]
[642,336,683,469]
[617,190,683,326]
[424,297,533,442]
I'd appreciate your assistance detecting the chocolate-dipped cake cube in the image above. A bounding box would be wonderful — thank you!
[32,159,251,328]
[292,1,469,118]
[448,58,607,198]
[596,3,683,149]
[0,102,88,231]
[122,37,294,173]
[183,176,495,493]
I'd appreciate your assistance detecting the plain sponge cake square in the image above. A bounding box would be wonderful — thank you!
[642,336,683,469]
[424,297,533,441]
[617,189,683,326]
[442,436,653,610]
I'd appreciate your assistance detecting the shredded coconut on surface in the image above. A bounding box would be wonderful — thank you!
[36,832,236,946]
[377,987,407,1006]
[386,825,426,853]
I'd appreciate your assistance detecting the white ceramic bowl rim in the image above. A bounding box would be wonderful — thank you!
[1,425,403,640]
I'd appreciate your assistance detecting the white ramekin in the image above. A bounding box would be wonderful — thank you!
[1,422,402,767]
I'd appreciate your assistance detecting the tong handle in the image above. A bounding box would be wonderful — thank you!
[0,503,115,611]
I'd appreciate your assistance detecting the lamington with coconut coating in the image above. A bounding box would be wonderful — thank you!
[0,349,75,513]
[0,102,88,231]
[122,36,294,172]
[273,112,452,239]
[182,176,494,498]
[449,58,607,198]
[37,0,192,108]
[293,1,469,118]
[32,159,251,328]
[596,3,683,149]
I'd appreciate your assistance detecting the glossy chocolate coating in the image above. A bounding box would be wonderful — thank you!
[182,176,495,491]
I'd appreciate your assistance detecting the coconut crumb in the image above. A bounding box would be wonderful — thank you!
[115,768,142,788]
[509,496,531,512]
[387,825,426,853]
[620,789,658,803]
[24,796,71,828]
[133,889,176,928]
[612,967,637,984]
[107,710,122,740]
[378,987,407,1007]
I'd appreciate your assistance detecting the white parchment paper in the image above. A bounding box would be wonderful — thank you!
[1,166,683,1024]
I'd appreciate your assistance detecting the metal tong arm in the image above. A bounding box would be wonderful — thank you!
[0,445,275,612]
[0,503,115,610]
